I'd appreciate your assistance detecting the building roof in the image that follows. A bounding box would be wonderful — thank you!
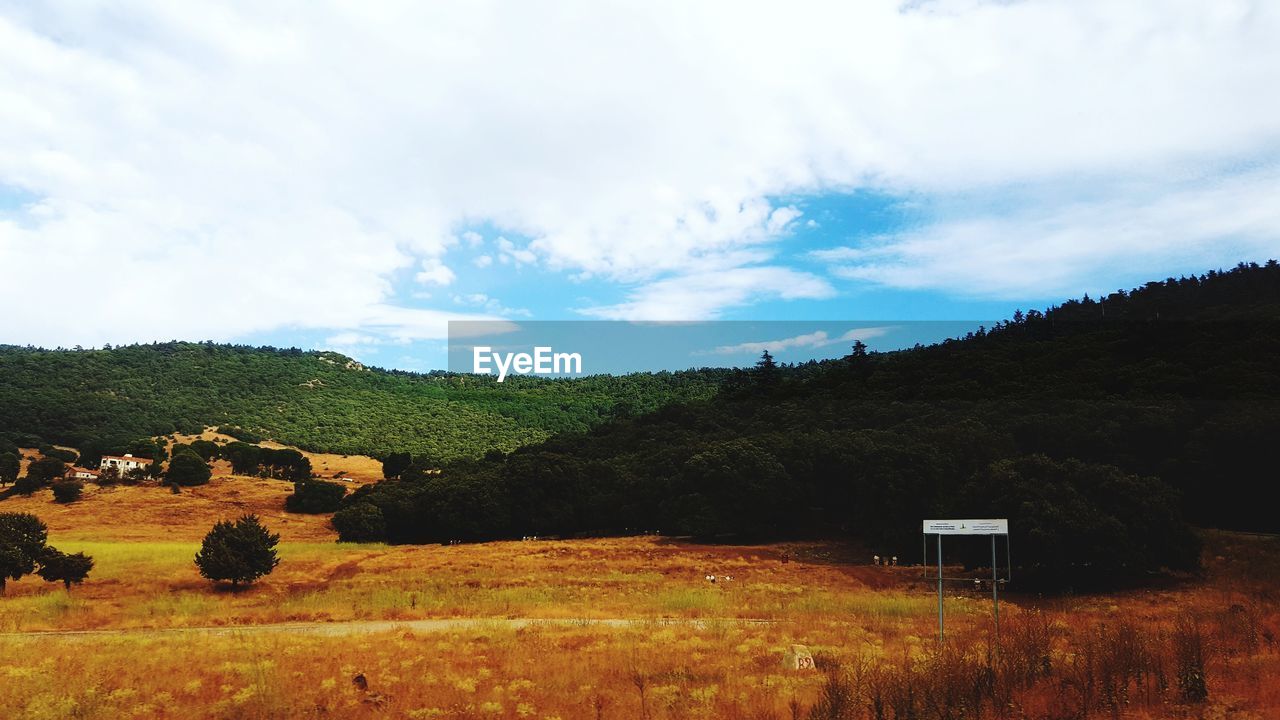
[101,454,153,463]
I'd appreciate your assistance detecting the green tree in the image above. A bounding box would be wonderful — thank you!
[959,455,1200,590]
[37,548,94,590]
[189,439,219,460]
[284,480,347,513]
[755,349,778,384]
[24,456,66,486]
[381,452,412,479]
[167,453,212,486]
[0,452,19,485]
[0,450,18,484]
[40,446,77,464]
[673,439,791,537]
[97,465,120,485]
[51,480,84,503]
[0,513,49,593]
[221,442,261,475]
[332,503,386,542]
[194,515,280,586]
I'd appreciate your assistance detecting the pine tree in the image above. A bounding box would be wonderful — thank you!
[194,514,280,587]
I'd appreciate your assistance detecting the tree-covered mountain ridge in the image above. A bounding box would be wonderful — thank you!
[334,260,1280,589]
[0,341,732,461]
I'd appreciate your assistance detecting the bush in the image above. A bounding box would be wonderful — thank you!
[284,480,347,514]
[36,548,94,590]
[51,481,84,503]
[333,503,386,543]
[13,476,41,495]
[167,453,212,486]
[194,514,280,586]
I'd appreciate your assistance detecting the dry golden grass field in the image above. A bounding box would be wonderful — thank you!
[1,464,1277,719]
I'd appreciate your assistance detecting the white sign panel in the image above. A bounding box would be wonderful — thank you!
[922,519,1009,535]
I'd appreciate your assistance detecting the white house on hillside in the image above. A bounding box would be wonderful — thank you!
[99,453,152,474]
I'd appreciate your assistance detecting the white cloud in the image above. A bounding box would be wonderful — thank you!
[701,326,893,356]
[473,254,493,268]
[0,1,1278,345]
[496,237,537,267]
[343,306,508,342]
[324,332,383,347]
[582,267,834,320]
[451,293,531,318]
[816,166,1280,299]
[415,258,456,286]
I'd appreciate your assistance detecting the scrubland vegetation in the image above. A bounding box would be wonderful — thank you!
[0,526,1275,719]
[0,448,1277,718]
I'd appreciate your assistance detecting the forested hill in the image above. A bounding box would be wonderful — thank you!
[0,343,729,460]
[338,261,1280,589]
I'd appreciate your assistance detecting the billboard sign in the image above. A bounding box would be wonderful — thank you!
[922,519,1008,535]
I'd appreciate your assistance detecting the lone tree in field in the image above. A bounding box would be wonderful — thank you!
[0,513,49,594]
[195,514,280,587]
[167,452,212,486]
[37,548,94,591]
[0,452,19,485]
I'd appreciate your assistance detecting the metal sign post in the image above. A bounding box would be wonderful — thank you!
[922,519,1011,644]
[937,533,944,641]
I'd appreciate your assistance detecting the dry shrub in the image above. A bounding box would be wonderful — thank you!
[1172,612,1208,704]
[1059,619,1167,717]
[792,609,1223,720]
[807,665,858,720]
[1215,602,1262,655]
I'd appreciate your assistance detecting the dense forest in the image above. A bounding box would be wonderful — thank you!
[0,344,729,461]
[335,261,1280,590]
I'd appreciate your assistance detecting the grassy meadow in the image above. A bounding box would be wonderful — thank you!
[0,474,1277,718]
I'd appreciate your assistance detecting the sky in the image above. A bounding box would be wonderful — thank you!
[2,1,1279,371]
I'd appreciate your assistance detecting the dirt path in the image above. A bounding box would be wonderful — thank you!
[0,617,778,641]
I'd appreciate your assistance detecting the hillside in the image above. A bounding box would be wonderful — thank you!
[0,343,729,461]
[340,261,1280,589]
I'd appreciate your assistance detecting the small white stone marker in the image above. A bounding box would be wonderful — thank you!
[786,644,815,671]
